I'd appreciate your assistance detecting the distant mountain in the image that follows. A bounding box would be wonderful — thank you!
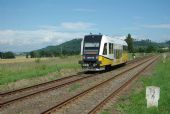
[134,39,169,48]
[30,39,82,57]
[29,38,169,57]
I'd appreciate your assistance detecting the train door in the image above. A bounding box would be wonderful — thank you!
[109,43,114,61]
[103,43,107,55]
[114,45,117,60]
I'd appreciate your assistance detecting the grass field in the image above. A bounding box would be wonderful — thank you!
[0,56,49,64]
[0,56,81,85]
[101,54,170,114]
[0,53,152,85]
[128,53,153,60]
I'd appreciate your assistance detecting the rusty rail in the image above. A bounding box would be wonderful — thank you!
[40,56,156,114]
[88,56,158,114]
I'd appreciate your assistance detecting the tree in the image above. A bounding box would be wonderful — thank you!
[138,47,146,53]
[167,40,170,52]
[146,45,156,53]
[30,51,37,58]
[125,34,134,53]
[26,53,29,58]
[0,52,2,59]
[1,52,15,59]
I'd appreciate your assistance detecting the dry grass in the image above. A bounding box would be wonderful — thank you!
[0,56,49,64]
[0,55,81,85]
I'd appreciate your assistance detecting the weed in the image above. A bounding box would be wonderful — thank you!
[68,83,81,92]
[114,57,170,114]
[0,56,81,85]
[35,58,41,63]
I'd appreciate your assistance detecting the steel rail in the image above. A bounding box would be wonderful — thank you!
[40,56,155,114]
[88,56,158,114]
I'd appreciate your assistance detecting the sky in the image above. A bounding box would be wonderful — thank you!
[0,0,170,52]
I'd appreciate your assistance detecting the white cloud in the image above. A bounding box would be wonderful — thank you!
[161,34,170,41]
[0,29,85,52]
[142,24,170,29]
[112,35,126,40]
[61,22,96,30]
[0,21,97,52]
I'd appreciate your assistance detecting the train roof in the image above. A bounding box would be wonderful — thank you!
[84,34,128,46]
[103,35,127,46]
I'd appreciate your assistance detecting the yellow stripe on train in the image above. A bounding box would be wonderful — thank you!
[98,53,128,67]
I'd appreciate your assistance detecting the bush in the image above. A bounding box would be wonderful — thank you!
[0,51,15,59]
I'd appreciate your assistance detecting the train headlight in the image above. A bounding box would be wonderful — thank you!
[95,56,99,59]
[93,64,97,67]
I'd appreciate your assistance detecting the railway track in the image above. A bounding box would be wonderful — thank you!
[0,72,99,107]
[88,56,158,114]
[0,56,146,96]
[40,56,158,114]
[0,56,152,109]
[0,73,83,96]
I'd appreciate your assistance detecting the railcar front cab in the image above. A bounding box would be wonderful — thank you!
[79,34,128,71]
[79,35,103,71]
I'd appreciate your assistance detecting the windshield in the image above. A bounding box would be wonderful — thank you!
[83,35,102,55]
[84,43,100,47]
[84,42,100,54]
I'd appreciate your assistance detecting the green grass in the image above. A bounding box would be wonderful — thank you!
[128,53,153,60]
[0,56,81,85]
[100,109,112,114]
[114,56,170,114]
[68,83,81,92]
[100,54,170,114]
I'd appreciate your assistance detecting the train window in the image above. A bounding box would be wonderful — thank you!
[114,49,117,59]
[112,44,114,54]
[109,43,113,54]
[123,45,128,51]
[117,50,119,59]
[84,43,100,47]
[109,43,112,54]
[109,43,114,54]
[119,50,122,58]
[103,43,107,55]
[114,49,122,59]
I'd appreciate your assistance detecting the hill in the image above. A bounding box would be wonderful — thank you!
[29,39,82,57]
[29,38,169,58]
[134,39,170,52]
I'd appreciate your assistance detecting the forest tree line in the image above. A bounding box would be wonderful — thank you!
[0,51,15,59]
[0,35,169,59]
[27,34,170,58]
[125,34,170,53]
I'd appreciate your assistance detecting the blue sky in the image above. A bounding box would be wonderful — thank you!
[0,0,170,52]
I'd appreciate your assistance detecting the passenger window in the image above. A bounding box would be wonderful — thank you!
[114,49,116,58]
[109,43,112,54]
[103,43,107,55]
[116,50,119,59]
[123,45,128,51]
[111,44,114,54]
[114,49,122,59]
[120,50,122,57]
[109,43,114,54]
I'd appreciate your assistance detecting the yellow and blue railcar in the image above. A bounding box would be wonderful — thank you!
[79,34,128,71]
